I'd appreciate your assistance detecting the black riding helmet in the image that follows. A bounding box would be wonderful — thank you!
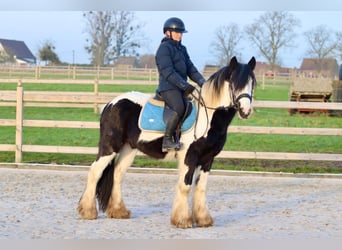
[163,17,188,33]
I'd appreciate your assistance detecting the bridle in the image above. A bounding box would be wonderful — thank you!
[228,77,254,110]
[190,77,254,139]
[192,78,254,111]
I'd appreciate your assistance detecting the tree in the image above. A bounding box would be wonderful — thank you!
[303,25,340,73]
[0,49,13,63]
[83,11,144,66]
[110,11,143,59]
[337,32,342,61]
[245,11,300,70]
[210,23,243,66]
[38,40,61,65]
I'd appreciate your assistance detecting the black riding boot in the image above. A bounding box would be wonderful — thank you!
[162,111,180,152]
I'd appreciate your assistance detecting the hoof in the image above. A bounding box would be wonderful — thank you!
[106,201,131,219]
[170,216,193,229]
[107,208,131,219]
[194,214,214,227]
[77,202,98,220]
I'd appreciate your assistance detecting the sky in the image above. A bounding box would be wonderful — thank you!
[1,10,342,70]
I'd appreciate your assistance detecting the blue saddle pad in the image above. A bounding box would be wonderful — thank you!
[139,100,196,133]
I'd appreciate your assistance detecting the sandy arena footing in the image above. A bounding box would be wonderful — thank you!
[0,166,341,239]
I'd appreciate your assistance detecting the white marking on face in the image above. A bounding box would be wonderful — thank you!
[237,77,253,119]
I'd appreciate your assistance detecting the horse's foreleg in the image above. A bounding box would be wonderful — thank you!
[192,169,214,227]
[106,143,137,219]
[171,162,193,228]
[78,153,115,219]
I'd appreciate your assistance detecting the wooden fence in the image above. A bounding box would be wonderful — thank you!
[0,64,296,84]
[0,65,160,82]
[1,80,342,164]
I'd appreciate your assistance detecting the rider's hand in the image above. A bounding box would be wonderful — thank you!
[184,84,195,96]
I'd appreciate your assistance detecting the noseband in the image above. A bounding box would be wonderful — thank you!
[229,78,253,110]
[232,93,252,110]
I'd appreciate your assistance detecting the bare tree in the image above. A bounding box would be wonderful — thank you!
[83,11,144,66]
[83,11,114,66]
[334,31,342,61]
[211,23,243,66]
[110,12,143,60]
[304,25,338,58]
[245,11,300,70]
[303,25,340,73]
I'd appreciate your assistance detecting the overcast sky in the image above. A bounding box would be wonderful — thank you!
[1,10,342,69]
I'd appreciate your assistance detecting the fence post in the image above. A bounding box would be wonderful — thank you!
[94,78,99,114]
[73,66,76,79]
[35,66,38,79]
[15,79,24,163]
[97,66,100,80]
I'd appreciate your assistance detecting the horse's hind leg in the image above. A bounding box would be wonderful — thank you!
[78,153,116,219]
[192,169,214,227]
[106,143,137,219]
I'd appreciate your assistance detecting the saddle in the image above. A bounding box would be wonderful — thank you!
[138,94,196,134]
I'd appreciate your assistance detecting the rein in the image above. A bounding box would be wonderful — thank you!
[190,82,253,140]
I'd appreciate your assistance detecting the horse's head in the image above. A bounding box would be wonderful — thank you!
[228,56,256,119]
[205,56,256,118]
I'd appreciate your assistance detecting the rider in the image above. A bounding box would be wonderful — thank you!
[155,17,206,152]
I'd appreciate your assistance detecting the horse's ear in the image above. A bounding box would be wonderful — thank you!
[248,57,256,70]
[229,56,238,70]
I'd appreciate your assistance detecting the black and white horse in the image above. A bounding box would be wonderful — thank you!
[78,56,256,228]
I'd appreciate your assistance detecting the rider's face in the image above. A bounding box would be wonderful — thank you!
[167,31,183,42]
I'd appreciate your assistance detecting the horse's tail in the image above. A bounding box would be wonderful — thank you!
[96,157,115,212]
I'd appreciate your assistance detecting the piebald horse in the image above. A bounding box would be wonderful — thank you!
[78,56,256,228]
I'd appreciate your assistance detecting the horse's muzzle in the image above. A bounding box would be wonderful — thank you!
[238,106,252,119]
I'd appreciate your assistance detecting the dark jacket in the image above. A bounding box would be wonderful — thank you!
[155,37,205,93]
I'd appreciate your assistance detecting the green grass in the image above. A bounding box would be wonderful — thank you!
[0,80,341,173]
[0,82,157,92]
[235,108,342,128]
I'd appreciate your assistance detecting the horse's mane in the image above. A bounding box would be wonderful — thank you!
[207,66,230,96]
[206,62,255,97]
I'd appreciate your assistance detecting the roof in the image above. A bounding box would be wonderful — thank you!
[0,38,36,63]
[300,58,338,71]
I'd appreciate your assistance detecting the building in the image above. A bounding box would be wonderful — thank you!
[299,58,339,78]
[114,56,138,68]
[0,38,36,65]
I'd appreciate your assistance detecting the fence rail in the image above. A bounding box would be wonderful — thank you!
[0,65,297,84]
[1,83,342,164]
[0,65,160,82]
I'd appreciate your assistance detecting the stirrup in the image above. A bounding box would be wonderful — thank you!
[162,139,179,152]
[162,142,183,152]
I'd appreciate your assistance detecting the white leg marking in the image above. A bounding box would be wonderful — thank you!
[78,153,115,219]
[170,160,193,228]
[106,143,137,218]
[192,170,214,227]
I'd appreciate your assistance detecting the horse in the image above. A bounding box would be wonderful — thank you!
[77,56,256,228]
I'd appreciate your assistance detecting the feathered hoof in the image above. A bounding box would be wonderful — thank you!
[77,202,98,220]
[170,216,193,229]
[107,208,131,219]
[194,214,214,227]
[106,202,131,219]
